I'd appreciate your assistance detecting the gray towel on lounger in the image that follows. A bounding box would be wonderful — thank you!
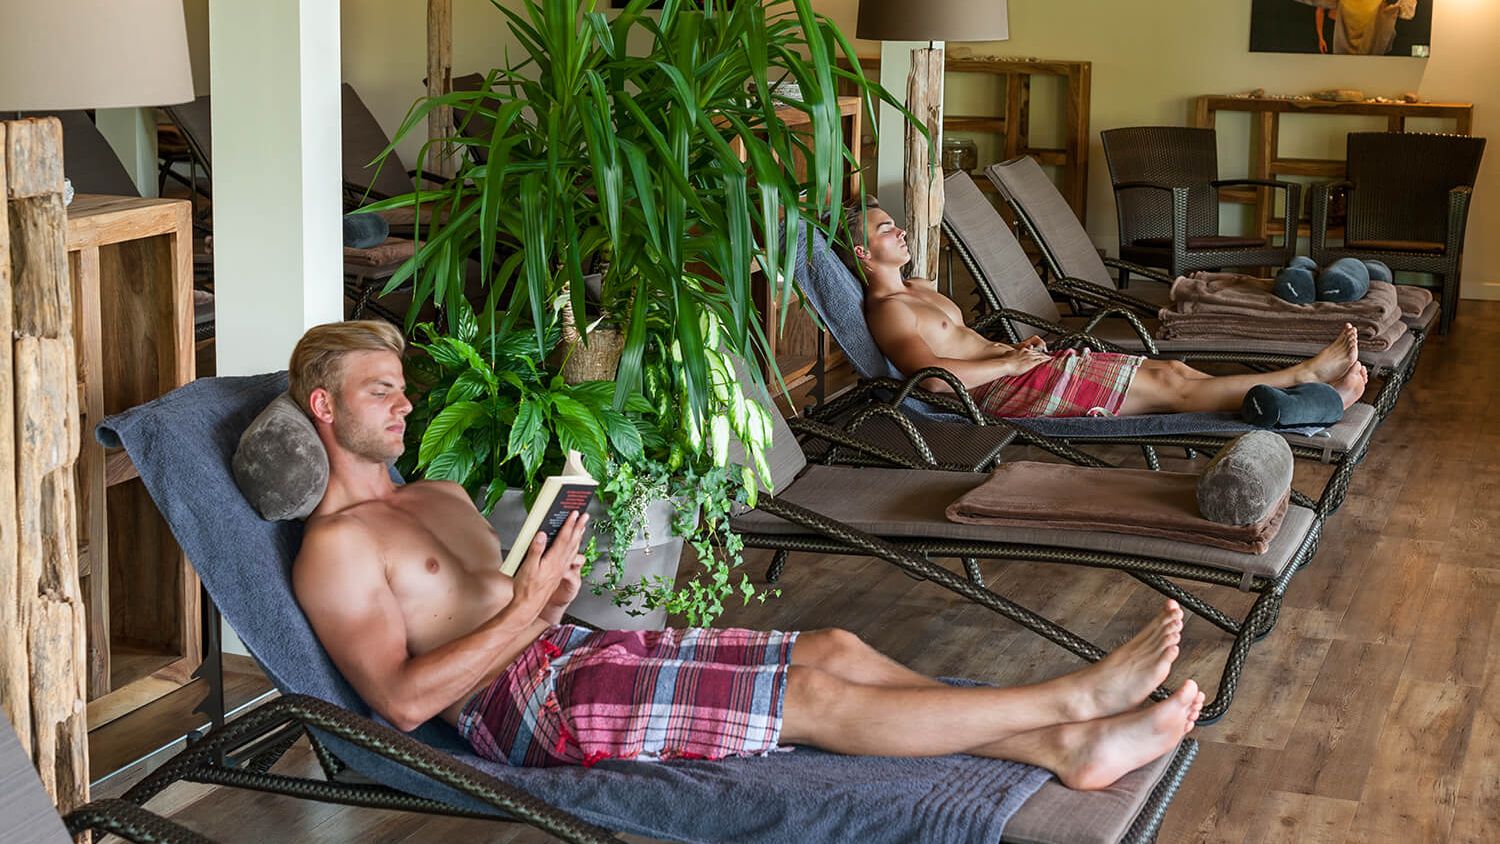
[96,373,1051,844]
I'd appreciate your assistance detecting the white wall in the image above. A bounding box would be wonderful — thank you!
[340,0,531,170]
[816,0,1500,298]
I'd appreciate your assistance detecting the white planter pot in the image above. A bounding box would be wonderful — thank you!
[486,490,685,630]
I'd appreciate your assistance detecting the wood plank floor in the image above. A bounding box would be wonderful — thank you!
[128,301,1500,842]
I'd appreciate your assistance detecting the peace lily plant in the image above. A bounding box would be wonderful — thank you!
[367,0,906,625]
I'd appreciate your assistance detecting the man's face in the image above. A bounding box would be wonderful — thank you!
[324,350,412,463]
[855,207,910,269]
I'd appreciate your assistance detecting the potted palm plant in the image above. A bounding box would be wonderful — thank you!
[369,0,905,626]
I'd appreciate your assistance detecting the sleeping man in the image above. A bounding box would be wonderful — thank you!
[289,320,1202,788]
[839,198,1369,420]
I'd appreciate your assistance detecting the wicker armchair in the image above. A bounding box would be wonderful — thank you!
[1100,126,1299,284]
[1310,132,1486,335]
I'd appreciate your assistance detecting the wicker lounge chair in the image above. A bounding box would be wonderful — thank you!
[731,357,1322,726]
[980,159,1427,420]
[793,222,1370,519]
[94,374,1195,844]
[0,713,209,843]
[1310,131,1486,335]
[1099,126,1299,283]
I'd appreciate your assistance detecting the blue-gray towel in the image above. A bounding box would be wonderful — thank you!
[97,373,1052,844]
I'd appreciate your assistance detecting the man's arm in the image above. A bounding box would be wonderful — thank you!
[867,300,1047,391]
[292,513,582,731]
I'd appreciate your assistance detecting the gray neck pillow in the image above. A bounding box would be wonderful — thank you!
[231,392,329,521]
[1196,431,1294,526]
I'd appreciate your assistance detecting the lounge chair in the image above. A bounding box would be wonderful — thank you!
[983,157,1428,418]
[96,373,1194,844]
[725,353,1322,725]
[792,223,1370,519]
[1,712,208,843]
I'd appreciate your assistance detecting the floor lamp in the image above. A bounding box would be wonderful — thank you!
[858,1,1009,280]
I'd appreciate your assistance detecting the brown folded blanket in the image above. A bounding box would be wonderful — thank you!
[1395,284,1433,320]
[945,462,1289,554]
[1156,273,1408,351]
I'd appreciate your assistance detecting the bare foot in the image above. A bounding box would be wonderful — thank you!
[1299,324,1359,383]
[1330,362,1369,410]
[1053,680,1203,791]
[1058,601,1184,722]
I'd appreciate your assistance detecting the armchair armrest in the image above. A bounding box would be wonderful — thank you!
[1103,257,1175,286]
[1111,180,1180,194]
[1211,177,1297,193]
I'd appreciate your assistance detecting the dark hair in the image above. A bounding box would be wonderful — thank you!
[831,194,880,280]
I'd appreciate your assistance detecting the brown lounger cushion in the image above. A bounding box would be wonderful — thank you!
[343,237,416,268]
[945,462,1287,554]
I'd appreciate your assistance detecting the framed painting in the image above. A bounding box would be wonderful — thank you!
[1249,0,1433,56]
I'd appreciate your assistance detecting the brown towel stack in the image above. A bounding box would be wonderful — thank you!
[1156,273,1408,351]
[1394,284,1433,320]
[945,462,1289,554]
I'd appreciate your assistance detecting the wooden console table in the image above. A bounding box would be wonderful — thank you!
[1191,95,1474,240]
[67,195,201,731]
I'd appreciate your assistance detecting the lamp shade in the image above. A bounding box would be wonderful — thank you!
[857,0,1009,42]
[0,0,193,110]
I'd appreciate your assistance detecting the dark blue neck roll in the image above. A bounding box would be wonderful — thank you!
[1241,383,1345,428]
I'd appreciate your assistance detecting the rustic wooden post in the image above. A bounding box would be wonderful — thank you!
[427,0,456,179]
[903,46,944,282]
[0,116,90,813]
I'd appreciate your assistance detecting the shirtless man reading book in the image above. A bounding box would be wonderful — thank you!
[838,198,1368,419]
[290,320,1202,788]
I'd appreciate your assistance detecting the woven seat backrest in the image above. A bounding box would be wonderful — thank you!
[449,72,499,165]
[163,95,214,179]
[941,171,1060,337]
[1101,126,1219,244]
[1345,132,1486,246]
[986,157,1116,290]
[343,83,412,201]
[787,223,955,422]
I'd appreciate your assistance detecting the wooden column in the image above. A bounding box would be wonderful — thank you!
[0,117,90,813]
[427,0,456,179]
[903,46,944,281]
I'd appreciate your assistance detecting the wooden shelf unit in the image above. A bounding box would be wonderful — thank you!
[1191,95,1474,240]
[67,195,201,726]
[839,56,1092,221]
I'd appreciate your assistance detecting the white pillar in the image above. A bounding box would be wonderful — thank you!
[95,108,159,197]
[207,0,344,654]
[208,0,343,380]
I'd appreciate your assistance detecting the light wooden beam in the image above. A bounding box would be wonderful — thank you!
[427,0,455,179]
[903,45,944,281]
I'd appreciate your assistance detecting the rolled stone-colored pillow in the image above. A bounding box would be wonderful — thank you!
[1315,256,1370,302]
[1196,431,1294,526]
[1362,259,1393,284]
[1273,266,1316,304]
[232,392,329,521]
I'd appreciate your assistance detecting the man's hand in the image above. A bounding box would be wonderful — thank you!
[1018,336,1049,353]
[512,511,589,618]
[996,346,1051,377]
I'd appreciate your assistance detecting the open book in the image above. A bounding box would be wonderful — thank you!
[499,452,598,576]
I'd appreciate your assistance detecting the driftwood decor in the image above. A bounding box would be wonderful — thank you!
[0,117,90,813]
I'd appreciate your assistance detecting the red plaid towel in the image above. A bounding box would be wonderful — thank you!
[457,625,798,768]
[969,348,1144,418]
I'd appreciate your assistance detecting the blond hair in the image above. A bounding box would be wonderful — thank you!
[287,320,405,413]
